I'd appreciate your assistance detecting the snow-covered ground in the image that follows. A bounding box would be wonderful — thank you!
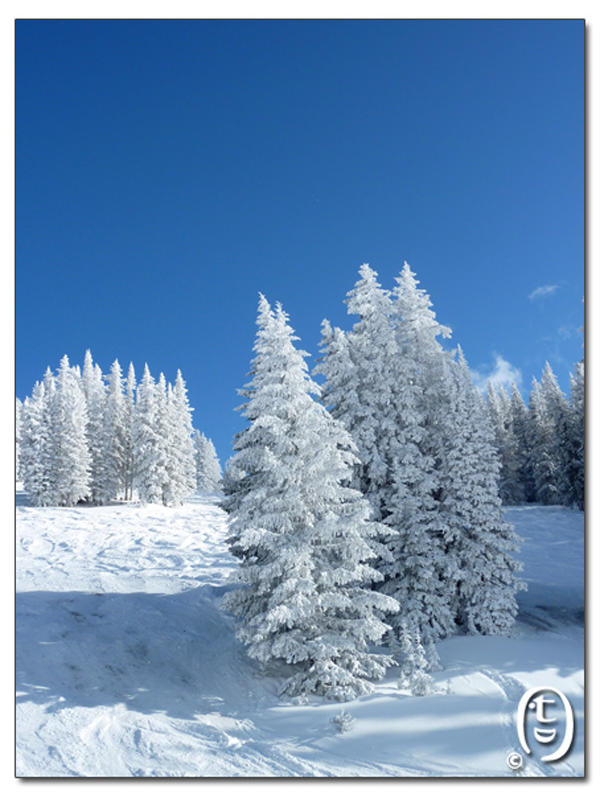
[15,491,584,778]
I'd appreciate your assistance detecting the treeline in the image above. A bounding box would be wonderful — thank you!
[487,361,584,510]
[16,350,222,507]
[221,263,533,701]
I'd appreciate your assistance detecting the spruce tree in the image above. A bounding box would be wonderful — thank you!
[132,365,164,504]
[510,384,535,503]
[163,371,197,505]
[123,363,137,501]
[441,350,526,635]
[20,382,53,506]
[82,351,108,504]
[52,355,91,506]
[101,359,129,503]
[222,295,398,701]
[374,264,457,644]
[194,431,222,492]
[565,361,585,510]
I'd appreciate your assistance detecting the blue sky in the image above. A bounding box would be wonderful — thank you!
[16,19,584,463]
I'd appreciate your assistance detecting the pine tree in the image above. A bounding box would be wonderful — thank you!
[163,371,197,505]
[51,355,91,506]
[16,398,23,482]
[396,622,434,696]
[132,365,164,504]
[20,382,53,505]
[123,363,136,501]
[222,295,398,701]
[378,263,456,644]
[100,359,129,502]
[441,350,526,635]
[487,383,524,505]
[528,365,566,505]
[565,361,585,510]
[194,431,222,492]
[82,350,108,503]
[339,264,400,516]
[510,384,536,503]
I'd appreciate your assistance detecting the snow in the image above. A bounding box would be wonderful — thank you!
[15,491,584,778]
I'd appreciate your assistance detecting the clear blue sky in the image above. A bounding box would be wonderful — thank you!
[16,19,584,464]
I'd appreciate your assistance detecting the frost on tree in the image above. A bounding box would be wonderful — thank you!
[20,380,54,506]
[101,359,129,502]
[82,350,109,504]
[377,263,457,644]
[222,295,398,701]
[163,371,197,506]
[193,431,222,492]
[132,365,165,505]
[52,355,91,506]
[486,382,525,506]
[565,361,585,510]
[527,365,568,506]
[440,350,526,635]
[123,363,137,501]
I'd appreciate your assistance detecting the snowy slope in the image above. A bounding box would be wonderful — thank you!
[16,492,584,777]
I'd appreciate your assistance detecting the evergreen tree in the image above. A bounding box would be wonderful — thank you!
[51,355,91,506]
[16,398,23,482]
[339,264,400,516]
[565,361,585,510]
[100,359,129,502]
[528,365,566,505]
[378,263,456,644]
[194,431,222,492]
[123,363,137,501]
[20,382,53,506]
[486,383,524,505]
[510,384,536,503]
[441,351,526,635]
[132,365,164,504]
[82,350,108,503]
[222,296,398,701]
[163,371,197,505]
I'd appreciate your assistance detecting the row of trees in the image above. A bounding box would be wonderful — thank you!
[487,361,585,510]
[17,351,222,507]
[222,264,527,701]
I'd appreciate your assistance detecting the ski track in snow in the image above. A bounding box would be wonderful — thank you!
[16,493,585,777]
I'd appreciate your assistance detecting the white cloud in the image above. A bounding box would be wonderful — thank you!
[471,354,522,392]
[528,284,559,300]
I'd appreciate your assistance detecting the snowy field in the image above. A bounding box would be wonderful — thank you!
[15,491,584,778]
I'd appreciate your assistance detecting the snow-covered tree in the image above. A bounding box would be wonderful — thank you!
[528,364,567,506]
[510,384,536,503]
[51,355,91,506]
[486,383,524,505]
[395,622,434,696]
[338,264,400,515]
[194,431,222,492]
[20,381,53,505]
[16,398,23,482]
[163,370,197,505]
[132,365,164,504]
[440,350,526,635]
[100,359,129,502]
[564,361,585,510]
[374,263,457,643]
[82,350,108,504]
[223,295,398,701]
[123,363,136,501]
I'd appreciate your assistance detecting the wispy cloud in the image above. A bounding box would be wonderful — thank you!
[471,354,522,392]
[528,284,559,301]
